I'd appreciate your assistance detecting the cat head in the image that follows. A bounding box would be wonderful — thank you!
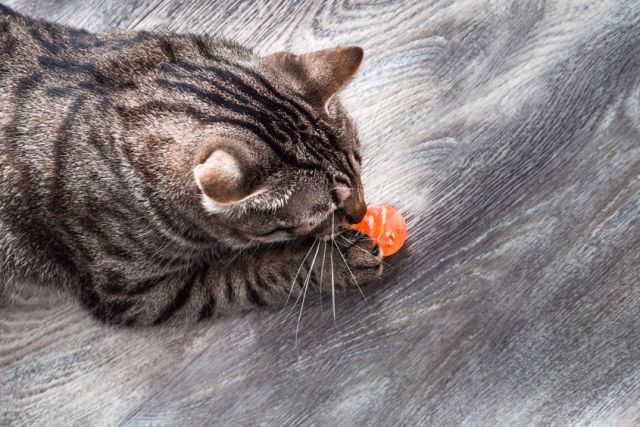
[191,46,367,247]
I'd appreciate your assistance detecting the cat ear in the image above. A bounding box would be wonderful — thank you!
[263,46,364,110]
[300,46,364,107]
[193,149,262,206]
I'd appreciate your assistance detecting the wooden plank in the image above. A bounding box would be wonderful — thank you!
[1,0,640,425]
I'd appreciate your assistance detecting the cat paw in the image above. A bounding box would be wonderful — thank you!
[327,230,383,291]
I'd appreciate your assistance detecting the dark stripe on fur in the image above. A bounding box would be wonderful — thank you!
[30,26,63,53]
[224,273,235,304]
[245,270,267,307]
[153,268,201,324]
[198,292,217,320]
[49,95,86,212]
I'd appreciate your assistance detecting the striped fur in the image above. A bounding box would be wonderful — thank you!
[0,4,382,325]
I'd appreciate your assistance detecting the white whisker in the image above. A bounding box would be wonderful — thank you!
[284,239,317,307]
[331,211,336,320]
[338,235,390,267]
[345,232,375,242]
[294,239,321,346]
[285,239,319,319]
[333,239,368,303]
[224,238,257,265]
[318,240,327,310]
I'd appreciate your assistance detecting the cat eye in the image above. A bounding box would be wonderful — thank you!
[272,226,296,233]
[255,225,296,237]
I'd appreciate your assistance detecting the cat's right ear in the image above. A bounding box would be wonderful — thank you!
[262,46,364,112]
[193,148,263,208]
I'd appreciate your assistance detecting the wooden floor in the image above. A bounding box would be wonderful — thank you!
[2,0,640,425]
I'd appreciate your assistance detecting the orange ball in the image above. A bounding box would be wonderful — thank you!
[352,205,407,256]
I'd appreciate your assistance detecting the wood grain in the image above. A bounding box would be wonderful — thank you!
[2,0,640,425]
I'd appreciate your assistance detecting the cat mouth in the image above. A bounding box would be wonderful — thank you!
[318,229,350,241]
[315,214,352,241]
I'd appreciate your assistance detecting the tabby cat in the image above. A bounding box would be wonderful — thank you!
[0,4,383,325]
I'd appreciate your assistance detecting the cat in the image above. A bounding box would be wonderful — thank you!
[0,4,383,325]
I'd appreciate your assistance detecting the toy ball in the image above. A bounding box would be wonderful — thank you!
[352,205,407,256]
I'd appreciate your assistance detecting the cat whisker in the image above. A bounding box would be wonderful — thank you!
[331,210,336,320]
[294,238,321,347]
[284,238,318,322]
[225,238,257,265]
[318,240,327,310]
[333,239,368,304]
[338,235,390,267]
[284,239,317,307]
[341,232,375,242]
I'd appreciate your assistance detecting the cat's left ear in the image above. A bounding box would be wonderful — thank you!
[193,147,264,209]
[263,46,364,111]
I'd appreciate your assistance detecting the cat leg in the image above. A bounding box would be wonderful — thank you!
[81,232,382,325]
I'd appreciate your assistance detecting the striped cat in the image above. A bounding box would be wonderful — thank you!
[0,4,383,325]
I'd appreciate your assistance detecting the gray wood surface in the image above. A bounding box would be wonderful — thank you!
[2,0,640,425]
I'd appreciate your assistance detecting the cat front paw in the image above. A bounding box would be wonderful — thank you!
[326,230,383,292]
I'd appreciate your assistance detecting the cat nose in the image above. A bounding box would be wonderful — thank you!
[343,185,367,224]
